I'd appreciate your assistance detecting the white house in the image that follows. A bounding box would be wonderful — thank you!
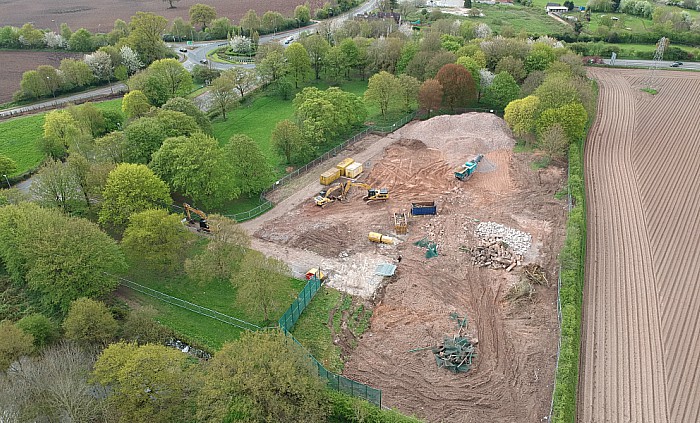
[545,2,569,13]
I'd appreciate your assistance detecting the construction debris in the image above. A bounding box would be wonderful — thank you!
[394,212,407,234]
[414,238,438,258]
[474,222,531,255]
[461,239,522,271]
[522,263,549,286]
[433,313,477,374]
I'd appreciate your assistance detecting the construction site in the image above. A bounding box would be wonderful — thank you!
[242,112,567,422]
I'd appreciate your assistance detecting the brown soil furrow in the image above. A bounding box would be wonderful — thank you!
[580,68,669,422]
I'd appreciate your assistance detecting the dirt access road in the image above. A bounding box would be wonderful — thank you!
[580,68,700,422]
[243,113,567,422]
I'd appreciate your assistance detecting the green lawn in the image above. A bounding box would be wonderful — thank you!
[0,98,122,177]
[211,79,371,175]
[477,4,573,35]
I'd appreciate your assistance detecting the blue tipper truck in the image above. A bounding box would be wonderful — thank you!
[411,201,437,215]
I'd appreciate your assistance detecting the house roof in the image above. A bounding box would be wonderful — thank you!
[546,2,562,6]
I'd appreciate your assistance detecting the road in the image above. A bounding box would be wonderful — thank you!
[604,58,700,70]
[0,83,127,119]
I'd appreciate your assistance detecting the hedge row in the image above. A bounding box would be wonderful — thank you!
[551,130,587,422]
[328,391,423,423]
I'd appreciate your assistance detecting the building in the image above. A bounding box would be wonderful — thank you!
[545,2,569,13]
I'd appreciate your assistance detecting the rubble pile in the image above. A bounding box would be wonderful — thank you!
[461,239,522,271]
[474,222,532,255]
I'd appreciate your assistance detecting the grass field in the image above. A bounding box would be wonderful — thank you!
[477,4,572,35]
[0,98,122,178]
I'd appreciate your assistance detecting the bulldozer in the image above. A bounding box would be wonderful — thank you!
[183,203,211,233]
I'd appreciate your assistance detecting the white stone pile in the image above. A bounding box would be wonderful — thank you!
[474,222,532,255]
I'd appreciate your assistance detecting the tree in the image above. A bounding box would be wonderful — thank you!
[521,70,545,96]
[42,110,81,159]
[150,133,236,208]
[224,134,275,195]
[525,44,557,74]
[92,342,195,422]
[294,87,365,145]
[365,71,401,120]
[99,163,171,230]
[0,320,34,371]
[302,34,330,80]
[223,67,256,99]
[295,4,312,25]
[122,306,172,345]
[398,74,420,112]
[95,132,127,163]
[209,17,232,39]
[485,71,520,110]
[122,209,194,273]
[436,63,476,111]
[534,74,581,112]
[196,329,330,422]
[16,314,59,349]
[123,117,167,163]
[234,252,287,322]
[119,45,144,75]
[272,119,306,164]
[36,65,62,98]
[127,12,169,64]
[536,102,588,144]
[0,203,126,312]
[59,58,94,90]
[67,153,94,208]
[189,3,217,30]
[504,95,541,139]
[68,28,94,52]
[148,59,193,99]
[240,9,261,36]
[495,56,526,83]
[0,154,17,177]
[261,11,285,33]
[324,46,348,82]
[30,159,80,212]
[84,50,113,84]
[539,124,569,161]
[256,46,288,86]
[185,214,250,283]
[122,90,152,119]
[20,70,50,99]
[163,0,180,8]
[162,96,212,134]
[170,17,192,42]
[419,79,443,117]
[425,51,457,79]
[0,343,105,422]
[210,73,238,120]
[285,42,311,88]
[63,298,118,346]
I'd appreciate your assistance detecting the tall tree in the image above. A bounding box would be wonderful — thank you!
[210,73,238,120]
[150,133,236,208]
[161,96,212,134]
[122,89,152,119]
[539,123,569,162]
[147,59,193,99]
[0,321,33,372]
[365,71,400,120]
[197,329,330,422]
[126,12,169,64]
[122,209,194,273]
[99,163,171,230]
[234,252,289,322]
[42,110,81,159]
[504,95,541,139]
[419,79,443,117]
[16,314,59,348]
[294,4,311,25]
[185,214,250,283]
[240,10,261,36]
[398,74,420,112]
[224,134,275,195]
[189,3,217,30]
[224,67,256,99]
[285,42,311,88]
[30,159,80,212]
[63,298,118,346]
[59,59,94,90]
[435,63,476,111]
[93,342,196,423]
[485,71,520,110]
[0,155,17,177]
[272,119,305,164]
[256,46,288,86]
[162,0,180,8]
[301,34,330,80]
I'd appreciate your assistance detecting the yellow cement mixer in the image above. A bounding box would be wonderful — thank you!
[368,232,394,245]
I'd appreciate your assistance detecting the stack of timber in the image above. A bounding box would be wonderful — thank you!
[461,238,522,271]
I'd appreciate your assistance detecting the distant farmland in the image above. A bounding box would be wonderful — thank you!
[0,51,80,104]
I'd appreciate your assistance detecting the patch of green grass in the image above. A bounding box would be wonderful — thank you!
[554,187,568,200]
[0,99,123,177]
[218,194,267,216]
[211,79,371,176]
[476,4,572,35]
[641,87,658,94]
[514,140,536,153]
[531,156,551,169]
[291,286,344,373]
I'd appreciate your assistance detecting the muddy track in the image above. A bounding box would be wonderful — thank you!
[580,68,700,422]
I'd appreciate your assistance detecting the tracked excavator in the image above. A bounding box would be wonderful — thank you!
[314,183,345,207]
[341,181,390,203]
[183,203,211,232]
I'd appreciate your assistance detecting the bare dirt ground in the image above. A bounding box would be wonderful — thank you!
[0,51,81,103]
[0,0,303,33]
[579,68,700,423]
[244,113,567,422]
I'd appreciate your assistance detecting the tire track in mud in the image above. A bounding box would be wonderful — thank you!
[580,68,668,423]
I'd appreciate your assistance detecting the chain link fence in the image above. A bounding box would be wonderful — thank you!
[278,276,383,408]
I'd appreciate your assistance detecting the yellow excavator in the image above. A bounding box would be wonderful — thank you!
[314,183,345,207]
[343,181,390,203]
[183,203,211,232]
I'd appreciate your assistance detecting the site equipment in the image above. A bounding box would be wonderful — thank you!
[305,268,328,281]
[454,154,484,181]
[394,212,408,234]
[336,158,355,176]
[411,201,437,216]
[341,181,389,203]
[314,183,345,207]
[369,232,394,244]
[183,203,211,232]
[320,168,341,185]
[345,162,364,179]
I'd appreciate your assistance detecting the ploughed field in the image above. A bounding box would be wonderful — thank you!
[0,51,81,104]
[0,0,302,33]
[580,67,700,422]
